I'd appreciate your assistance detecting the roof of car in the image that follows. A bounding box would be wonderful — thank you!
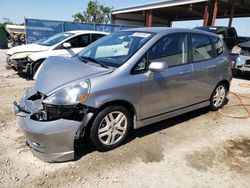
[125,27,219,37]
[195,26,234,29]
[66,30,109,35]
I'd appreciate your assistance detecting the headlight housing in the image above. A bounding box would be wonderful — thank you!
[43,80,90,106]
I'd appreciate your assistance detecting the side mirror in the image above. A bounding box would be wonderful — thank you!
[63,42,71,49]
[149,61,168,72]
[146,61,168,78]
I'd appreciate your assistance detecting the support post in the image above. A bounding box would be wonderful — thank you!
[228,0,235,27]
[145,10,153,27]
[211,0,218,26]
[145,10,148,26]
[148,10,153,27]
[203,0,210,26]
[111,14,116,24]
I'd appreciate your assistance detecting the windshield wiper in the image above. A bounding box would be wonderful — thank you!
[79,56,109,69]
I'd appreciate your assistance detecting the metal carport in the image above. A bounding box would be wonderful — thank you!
[111,0,250,27]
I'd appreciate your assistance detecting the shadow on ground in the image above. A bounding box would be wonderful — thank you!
[234,71,250,81]
[75,107,210,161]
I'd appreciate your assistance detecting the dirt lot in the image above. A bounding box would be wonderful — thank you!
[0,49,250,188]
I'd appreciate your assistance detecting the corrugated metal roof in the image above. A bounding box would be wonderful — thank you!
[112,0,207,14]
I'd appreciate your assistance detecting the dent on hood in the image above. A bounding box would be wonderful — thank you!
[34,56,112,95]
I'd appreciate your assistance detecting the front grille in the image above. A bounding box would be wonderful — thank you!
[240,47,250,56]
[43,104,76,116]
[42,103,86,121]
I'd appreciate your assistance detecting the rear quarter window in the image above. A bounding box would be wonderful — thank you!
[210,36,224,56]
[191,34,213,62]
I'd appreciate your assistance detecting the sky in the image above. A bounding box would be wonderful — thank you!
[1,0,250,36]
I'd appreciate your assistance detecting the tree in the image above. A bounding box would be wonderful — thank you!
[72,1,112,24]
[0,18,13,27]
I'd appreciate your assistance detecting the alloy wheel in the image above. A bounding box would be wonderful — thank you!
[213,85,226,107]
[98,111,128,145]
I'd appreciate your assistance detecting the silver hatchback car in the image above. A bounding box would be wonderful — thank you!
[14,28,232,162]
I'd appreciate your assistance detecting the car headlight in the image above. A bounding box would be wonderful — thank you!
[43,80,91,105]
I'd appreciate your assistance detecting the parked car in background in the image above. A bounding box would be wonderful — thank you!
[194,26,250,50]
[14,28,232,162]
[6,30,108,77]
[231,40,250,76]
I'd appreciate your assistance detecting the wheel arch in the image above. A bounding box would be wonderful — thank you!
[31,58,46,76]
[210,80,230,99]
[87,100,137,131]
[216,80,230,92]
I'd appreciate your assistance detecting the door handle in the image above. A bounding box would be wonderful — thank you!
[208,65,216,69]
[179,70,191,75]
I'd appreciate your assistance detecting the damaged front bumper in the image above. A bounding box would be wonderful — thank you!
[14,90,93,162]
[7,55,34,74]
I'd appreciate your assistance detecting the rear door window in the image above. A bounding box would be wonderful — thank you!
[67,34,91,48]
[92,34,106,42]
[191,34,213,62]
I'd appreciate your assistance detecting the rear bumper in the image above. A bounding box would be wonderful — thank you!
[16,112,82,162]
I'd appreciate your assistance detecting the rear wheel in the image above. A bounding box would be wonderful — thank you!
[210,83,227,111]
[90,105,132,151]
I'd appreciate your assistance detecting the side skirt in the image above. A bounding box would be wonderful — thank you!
[134,100,210,129]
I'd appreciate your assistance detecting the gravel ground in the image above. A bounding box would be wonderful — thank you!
[0,49,250,188]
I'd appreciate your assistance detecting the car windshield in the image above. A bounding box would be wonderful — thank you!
[39,32,74,46]
[78,31,154,68]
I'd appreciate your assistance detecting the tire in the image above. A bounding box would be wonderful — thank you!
[232,68,242,77]
[210,83,227,111]
[32,60,44,77]
[90,105,132,151]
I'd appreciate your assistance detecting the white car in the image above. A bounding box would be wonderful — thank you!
[6,30,108,76]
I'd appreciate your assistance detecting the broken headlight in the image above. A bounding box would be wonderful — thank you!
[43,79,90,106]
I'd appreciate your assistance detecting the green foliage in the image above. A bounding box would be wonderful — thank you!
[72,1,112,24]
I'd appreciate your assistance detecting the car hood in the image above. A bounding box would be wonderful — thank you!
[7,43,49,55]
[34,56,113,95]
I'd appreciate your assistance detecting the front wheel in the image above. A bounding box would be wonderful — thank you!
[90,105,132,151]
[210,83,227,111]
